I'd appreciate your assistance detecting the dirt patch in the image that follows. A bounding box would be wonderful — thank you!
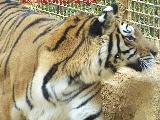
[101,54,160,120]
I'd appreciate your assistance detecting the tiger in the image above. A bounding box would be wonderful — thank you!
[0,0,158,120]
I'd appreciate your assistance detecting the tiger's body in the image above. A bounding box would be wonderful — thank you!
[0,0,158,120]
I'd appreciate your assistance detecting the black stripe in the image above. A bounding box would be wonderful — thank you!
[2,13,22,42]
[54,83,93,102]
[68,72,80,85]
[14,13,52,31]
[68,75,75,85]
[111,3,118,14]
[75,16,93,37]
[117,28,121,33]
[105,33,113,68]
[41,44,70,101]
[89,18,104,37]
[108,62,117,73]
[84,109,102,120]
[38,21,55,28]
[88,61,92,73]
[42,63,59,101]
[114,34,121,63]
[4,18,52,76]
[52,86,59,101]
[104,12,108,19]
[21,6,32,10]
[98,70,102,76]
[62,82,93,100]
[123,39,131,47]
[39,19,64,29]
[30,77,33,99]
[7,11,33,39]
[0,11,32,40]
[33,24,56,43]
[12,84,21,111]
[76,87,100,109]
[0,4,20,16]
[79,83,99,99]
[0,5,17,16]
[73,16,80,23]
[0,10,23,25]
[0,13,22,36]
[26,83,33,110]
[8,14,21,31]
[53,86,89,102]
[107,33,113,60]
[0,1,10,4]
[53,82,95,102]
[123,30,131,33]
[0,3,15,11]
[98,50,102,66]
[142,62,148,68]
[121,48,134,54]
[127,50,137,60]
[11,11,33,32]
[51,25,76,50]
[126,24,129,30]
[116,34,121,53]
[63,31,86,66]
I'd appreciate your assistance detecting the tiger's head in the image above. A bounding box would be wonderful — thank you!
[91,4,158,72]
[94,4,158,73]
[43,4,158,84]
[85,4,157,82]
[121,24,158,72]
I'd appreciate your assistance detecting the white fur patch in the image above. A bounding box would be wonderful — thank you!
[119,23,135,36]
[48,76,69,101]
[98,13,105,23]
[69,105,101,120]
[103,6,113,12]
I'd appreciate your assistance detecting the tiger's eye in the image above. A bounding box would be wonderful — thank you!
[115,54,120,58]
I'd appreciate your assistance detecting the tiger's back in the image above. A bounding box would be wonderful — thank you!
[0,1,62,119]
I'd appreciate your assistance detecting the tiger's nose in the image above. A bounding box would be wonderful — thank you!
[150,47,158,57]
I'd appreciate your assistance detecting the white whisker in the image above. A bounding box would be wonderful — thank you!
[138,57,158,81]
[141,61,150,72]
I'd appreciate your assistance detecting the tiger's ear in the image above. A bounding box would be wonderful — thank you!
[98,3,118,23]
[89,4,118,37]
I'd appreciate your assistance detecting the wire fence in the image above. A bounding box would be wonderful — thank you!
[20,0,160,48]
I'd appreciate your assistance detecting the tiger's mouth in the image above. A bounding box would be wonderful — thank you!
[126,56,155,72]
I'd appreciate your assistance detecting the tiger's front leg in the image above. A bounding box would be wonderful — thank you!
[68,83,104,120]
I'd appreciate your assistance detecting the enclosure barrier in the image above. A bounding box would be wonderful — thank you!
[20,0,160,48]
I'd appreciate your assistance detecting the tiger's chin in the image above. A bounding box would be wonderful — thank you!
[126,62,143,72]
[126,58,155,72]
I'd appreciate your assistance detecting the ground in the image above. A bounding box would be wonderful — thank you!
[101,52,160,120]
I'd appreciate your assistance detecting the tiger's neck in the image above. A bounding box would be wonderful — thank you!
[79,54,114,84]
